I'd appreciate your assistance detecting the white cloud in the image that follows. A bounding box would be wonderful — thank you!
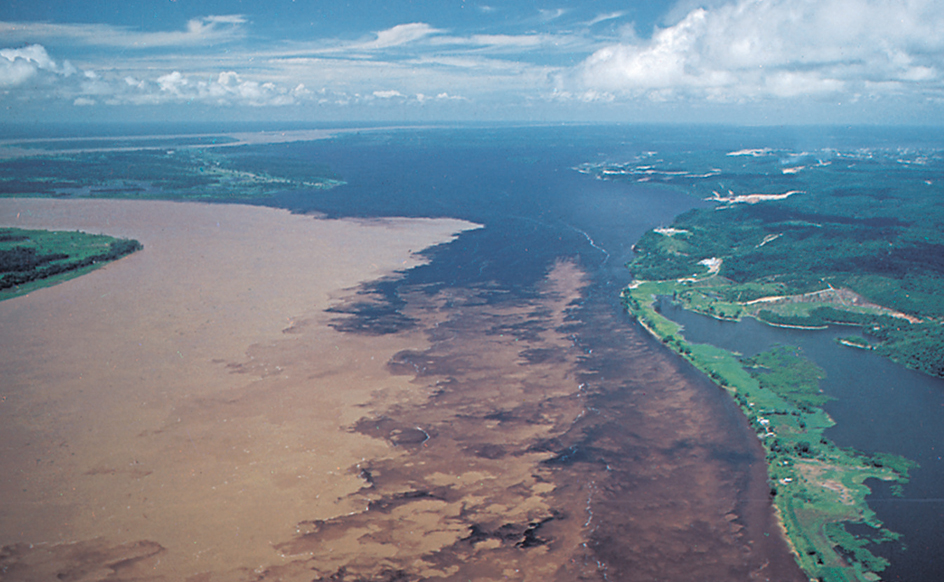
[0,48,310,107]
[372,89,404,99]
[407,55,528,71]
[358,23,442,50]
[157,71,188,95]
[574,0,944,102]
[538,9,568,22]
[463,34,550,48]
[0,44,75,87]
[0,48,48,86]
[0,15,246,49]
[124,70,303,106]
[585,12,627,27]
[270,53,551,103]
[186,15,246,36]
[419,30,592,56]
[1,44,57,71]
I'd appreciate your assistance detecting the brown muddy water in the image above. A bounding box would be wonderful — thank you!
[0,199,804,581]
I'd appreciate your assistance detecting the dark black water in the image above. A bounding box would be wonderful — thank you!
[231,124,941,580]
[254,127,712,304]
[658,298,944,581]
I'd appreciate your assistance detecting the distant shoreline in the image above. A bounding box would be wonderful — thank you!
[0,125,440,159]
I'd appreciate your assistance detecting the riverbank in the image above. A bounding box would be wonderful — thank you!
[623,279,916,582]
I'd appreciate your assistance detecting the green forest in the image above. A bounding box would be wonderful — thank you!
[585,145,944,378]
[0,228,142,299]
[0,145,344,201]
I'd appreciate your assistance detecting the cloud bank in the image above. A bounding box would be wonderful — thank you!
[2,1,943,121]
[570,0,944,103]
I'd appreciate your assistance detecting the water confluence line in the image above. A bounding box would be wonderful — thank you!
[500,215,610,265]
[566,224,611,265]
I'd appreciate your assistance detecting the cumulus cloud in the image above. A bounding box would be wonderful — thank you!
[574,0,944,102]
[156,71,188,95]
[119,70,306,106]
[415,92,467,103]
[0,44,73,86]
[435,92,466,100]
[0,43,309,108]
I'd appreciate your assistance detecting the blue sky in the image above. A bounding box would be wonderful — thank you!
[2,0,943,124]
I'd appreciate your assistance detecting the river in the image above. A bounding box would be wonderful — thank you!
[249,125,812,579]
[5,123,938,580]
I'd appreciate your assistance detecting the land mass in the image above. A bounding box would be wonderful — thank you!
[623,280,914,582]
[0,140,345,200]
[582,143,944,379]
[589,142,941,581]
[1,227,142,299]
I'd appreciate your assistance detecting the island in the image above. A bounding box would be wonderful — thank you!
[1,227,142,300]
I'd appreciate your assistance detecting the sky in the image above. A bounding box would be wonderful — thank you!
[1,0,943,125]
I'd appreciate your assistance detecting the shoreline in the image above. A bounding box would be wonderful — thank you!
[0,125,441,159]
[622,281,915,582]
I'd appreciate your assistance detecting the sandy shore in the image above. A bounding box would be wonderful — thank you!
[0,199,478,580]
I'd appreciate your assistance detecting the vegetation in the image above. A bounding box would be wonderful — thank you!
[590,145,944,379]
[0,145,344,201]
[604,143,941,580]
[623,282,916,582]
[0,227,141,299]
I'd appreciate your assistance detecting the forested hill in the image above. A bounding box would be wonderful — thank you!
[579,141,944,378]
